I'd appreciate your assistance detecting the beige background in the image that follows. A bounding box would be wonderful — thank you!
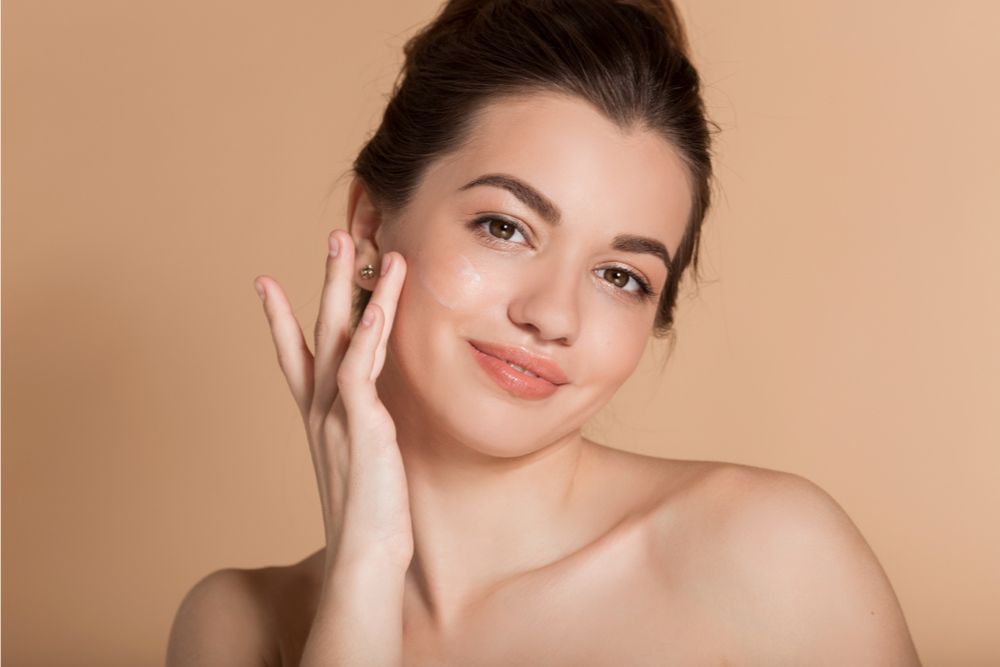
[3,0,998,664]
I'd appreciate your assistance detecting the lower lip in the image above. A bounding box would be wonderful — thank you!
[468,342,561,400]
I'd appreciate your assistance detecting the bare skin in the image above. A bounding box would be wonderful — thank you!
[167,91,920,665]
[236,447,919,666]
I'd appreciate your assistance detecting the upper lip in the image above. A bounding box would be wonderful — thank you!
[468,339,570,385]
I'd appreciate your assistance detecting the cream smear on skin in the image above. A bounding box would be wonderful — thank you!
[412,252,484,311]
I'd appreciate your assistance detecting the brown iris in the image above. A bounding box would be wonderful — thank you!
[602,268,630,289]
[488,218,517,240]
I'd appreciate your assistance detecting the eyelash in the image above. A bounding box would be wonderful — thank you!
[468,215,657,303]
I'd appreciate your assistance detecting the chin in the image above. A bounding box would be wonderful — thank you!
[380,334,565,459]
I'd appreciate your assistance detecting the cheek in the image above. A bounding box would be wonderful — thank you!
[408,250,488,311]
[583,328,649,386]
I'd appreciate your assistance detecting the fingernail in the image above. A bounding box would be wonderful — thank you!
[380,254,392,276]
[255,280,266,302]
[361,304,375,327]
[329,232,340,258]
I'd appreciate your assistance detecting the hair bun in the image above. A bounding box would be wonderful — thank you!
[427,0,692,62]
[615,0,691,60]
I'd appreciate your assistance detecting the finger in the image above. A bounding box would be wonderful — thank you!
[336,301,384,415]
[366,252,407,380]
[312,229,355,414]
[254,275,314,415]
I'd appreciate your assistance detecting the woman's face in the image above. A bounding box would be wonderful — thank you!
[372,91,692,457]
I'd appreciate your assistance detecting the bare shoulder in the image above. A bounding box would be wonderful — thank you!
[679,462,886,573]
[652,461,922,665]
[166,562,306,667]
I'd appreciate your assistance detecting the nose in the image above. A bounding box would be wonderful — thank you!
[507,259,581,346]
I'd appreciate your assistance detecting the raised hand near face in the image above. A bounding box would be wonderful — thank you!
[254,230,413,575]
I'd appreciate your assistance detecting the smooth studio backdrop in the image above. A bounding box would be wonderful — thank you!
[4,1,998,664]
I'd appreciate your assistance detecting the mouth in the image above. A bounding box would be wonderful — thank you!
[467,342,565,401]
[467,339,569,386]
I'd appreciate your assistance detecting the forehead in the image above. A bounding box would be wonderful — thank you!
[422,91,692,248]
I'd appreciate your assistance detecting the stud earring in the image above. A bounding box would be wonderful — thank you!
[359,264,376,280]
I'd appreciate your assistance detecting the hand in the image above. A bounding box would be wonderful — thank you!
[253,230,413,574]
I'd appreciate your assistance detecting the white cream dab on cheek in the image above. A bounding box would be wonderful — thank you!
[455,254,482,286]
[412,253,483,311]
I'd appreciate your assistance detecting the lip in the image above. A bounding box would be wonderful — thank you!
[467,339,570,386]
[468,343,563,400]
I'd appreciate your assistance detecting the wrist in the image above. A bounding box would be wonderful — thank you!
[325,553,406,598]
[330,543,410,578]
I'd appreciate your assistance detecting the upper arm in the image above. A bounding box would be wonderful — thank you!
[166,568,278,667]
[710,467,922,666]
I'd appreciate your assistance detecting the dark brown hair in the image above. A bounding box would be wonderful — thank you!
[350,0,717,339]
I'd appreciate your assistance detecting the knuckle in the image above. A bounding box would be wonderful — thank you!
[307,409,327,435]
[322,410,347,440]
[274,346,293,368]
[335,364,357,390]
[306,400,323,422]
[314,319,331,343]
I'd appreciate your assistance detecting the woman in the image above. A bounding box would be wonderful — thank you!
[167,0,921,664]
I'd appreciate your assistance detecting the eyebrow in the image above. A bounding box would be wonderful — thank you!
[458,172,673,272]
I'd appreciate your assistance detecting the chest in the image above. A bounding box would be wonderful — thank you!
[399,543,735,666]
[275,574,735,667]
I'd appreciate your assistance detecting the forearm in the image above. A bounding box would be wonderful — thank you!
[299,561,407,667]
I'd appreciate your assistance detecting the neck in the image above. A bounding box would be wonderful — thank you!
[376,364,592,633]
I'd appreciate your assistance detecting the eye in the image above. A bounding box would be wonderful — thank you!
[468,214,657,303]
[473,215,529,245]
[597,266,655,302]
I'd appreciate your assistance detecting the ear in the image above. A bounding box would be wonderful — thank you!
[346,175,384,290]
